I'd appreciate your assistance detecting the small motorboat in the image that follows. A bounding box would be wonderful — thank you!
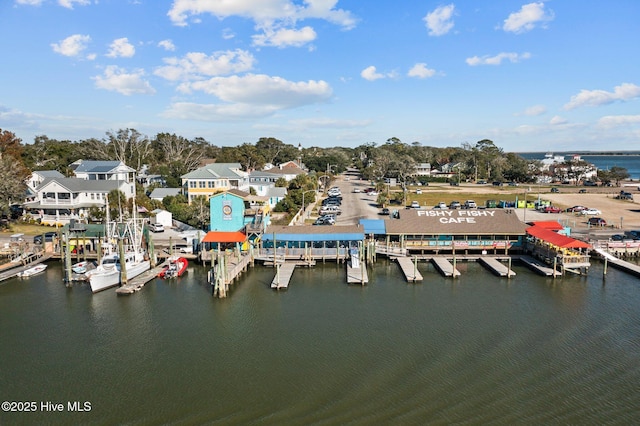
[18,264,48,278]
[72,261,93,274]
[158,257,188,279]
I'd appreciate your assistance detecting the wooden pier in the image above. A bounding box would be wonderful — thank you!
[347,260,369,284]
[518,255,561,277]
[595,248,640,278]
[116,262,168,294]
[430,256,461,278]
[271,263,296,290]
[479,257,516,277]
[396,257,423,282]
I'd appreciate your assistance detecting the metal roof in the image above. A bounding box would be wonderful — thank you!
[263,225,365,242]
[384,208,527,235]
[359,219,386,235]
[181,163,246,180]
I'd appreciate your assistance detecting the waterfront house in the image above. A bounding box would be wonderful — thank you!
[23,177,133,226]
[70,159,136,184]
[181,163,250,204]
[148,188,182,202]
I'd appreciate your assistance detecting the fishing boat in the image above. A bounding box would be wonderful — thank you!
[18,264,47,278]
[85,197,150,293]
[158,256,188,279]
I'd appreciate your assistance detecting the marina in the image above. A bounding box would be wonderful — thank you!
[396,256,423,282]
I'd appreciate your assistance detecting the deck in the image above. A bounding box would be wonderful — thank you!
[271,263,296,290]
[518,255,561,277]
[116,262,168,294]
[346,260,369,284]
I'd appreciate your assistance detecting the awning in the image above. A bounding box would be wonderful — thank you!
[202,231,247,243]
[526,226,591,249]
[261,232,364,242]
[530,221,564,231]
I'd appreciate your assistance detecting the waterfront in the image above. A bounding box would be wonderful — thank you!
[519,152,640,180]
[1,260,640,425]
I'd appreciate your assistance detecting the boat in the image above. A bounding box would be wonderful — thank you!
[18,264,47,278]
[72,261,94,274]
[158,256,188,279]
[85,198,150,293]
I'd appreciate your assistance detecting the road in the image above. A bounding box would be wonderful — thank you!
[326,171,382,226]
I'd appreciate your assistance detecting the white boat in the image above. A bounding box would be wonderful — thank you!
[87,250,150,293]
[85,197,150,293]
[72,261,93,274]
[18,264,47,278]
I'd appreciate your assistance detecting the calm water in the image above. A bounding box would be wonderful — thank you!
[1,260,640,425]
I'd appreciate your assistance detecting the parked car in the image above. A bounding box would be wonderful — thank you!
[581,208,601,215]
[492,181,504,186]
[615,191,633,200]
[477,180,487,184]
[433,202,448,209]
[415,189,422,194]
[583,181,598,186]
[449,181,459,186]
[587,217,606,227]
[550,187,559,193]
[579,189,587,193]
[566,205,586,212]
[449,201,461,209]
[410,201,420,209]
[33,232,57,244]
[464,200,477,209]
[543,206,562,213]
[149,223,164,232]
[320,206,341,215]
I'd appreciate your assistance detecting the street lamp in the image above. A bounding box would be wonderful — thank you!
[300,189,317,225]
[324,164,337,193]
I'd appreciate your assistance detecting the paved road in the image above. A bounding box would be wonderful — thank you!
[327,173,382,226]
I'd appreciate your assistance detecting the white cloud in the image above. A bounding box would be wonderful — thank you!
[598,115,640,128]
[289,117,371,129]
[424,4,455,36]
[15,0,44,5]
[158,39,176,51]
[167,0,357,30]
[58,0,90,9]
[162,102,280,120]
[179,74,332,109]
[549,115,568,125]
[503,2,554,34]
[466,52,531,66]
[92,66,155,95]
[361,66,386,81]
[51,34,91,57]
[222,28,235,40]
[408,63,436,79]
[518,105,547,116]
[106,37,135,58]
[154,49,255,81]
[564,83,640,110]
[253,25,317,48]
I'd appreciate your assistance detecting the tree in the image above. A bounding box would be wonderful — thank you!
[599,166,629,186]
[0,130,29,216]
[105,128,151,171]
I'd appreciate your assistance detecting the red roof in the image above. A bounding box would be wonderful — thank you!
[530,221,564,231]
[202,231,247,243]
[526,226,591,249]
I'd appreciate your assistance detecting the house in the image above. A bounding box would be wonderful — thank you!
[27,170,65,193]
[70,160,136,183]
[414,163,431,176]
[149,188,182,202]
[265,161,306,182]
[150,209,172,228]
[23,177,132,225]
[265,186,287,209]
[181,163,250,204]
[249,170,281,196]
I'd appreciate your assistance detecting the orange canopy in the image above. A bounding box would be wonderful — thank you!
[530,221,564,231]
[202,231,247,243]
[526,226,591,249]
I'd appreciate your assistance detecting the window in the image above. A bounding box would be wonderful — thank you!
[189,181,196,188]
[208,181,215,188]
[199,181,206,188]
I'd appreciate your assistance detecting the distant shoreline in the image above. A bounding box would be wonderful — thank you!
[516,151,640,156]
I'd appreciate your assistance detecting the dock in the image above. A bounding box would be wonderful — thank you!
[0,253,52,282]
[347,259,369,284]
[479,257,516,277]
[271,263,296,290]
[396,257,423,282]
[430,256,460,278]
[519,255,561,277]
[594,248,640,278]
[116,262,167,295]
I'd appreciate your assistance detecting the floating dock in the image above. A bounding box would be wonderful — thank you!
[519,255,561,277]
[430,256,461,278]
[116,262,167,295]
[271,263,296,290]
[347,260,369,284]
[397,257,423,282]
[479,257,516,277]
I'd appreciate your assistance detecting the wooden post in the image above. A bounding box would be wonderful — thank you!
[603,257,608,276]
[452,246,457,279]
[413,255,417,283]
[64,232,72,284]
[553,257,557,280]
[508,257,512,279]
[118,238,127,285]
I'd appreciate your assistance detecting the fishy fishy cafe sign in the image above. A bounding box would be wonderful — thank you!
[416,209,496,224]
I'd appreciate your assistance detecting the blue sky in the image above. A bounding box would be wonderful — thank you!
[1,1,639,152]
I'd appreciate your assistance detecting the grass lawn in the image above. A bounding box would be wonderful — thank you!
[0,223,61,237]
